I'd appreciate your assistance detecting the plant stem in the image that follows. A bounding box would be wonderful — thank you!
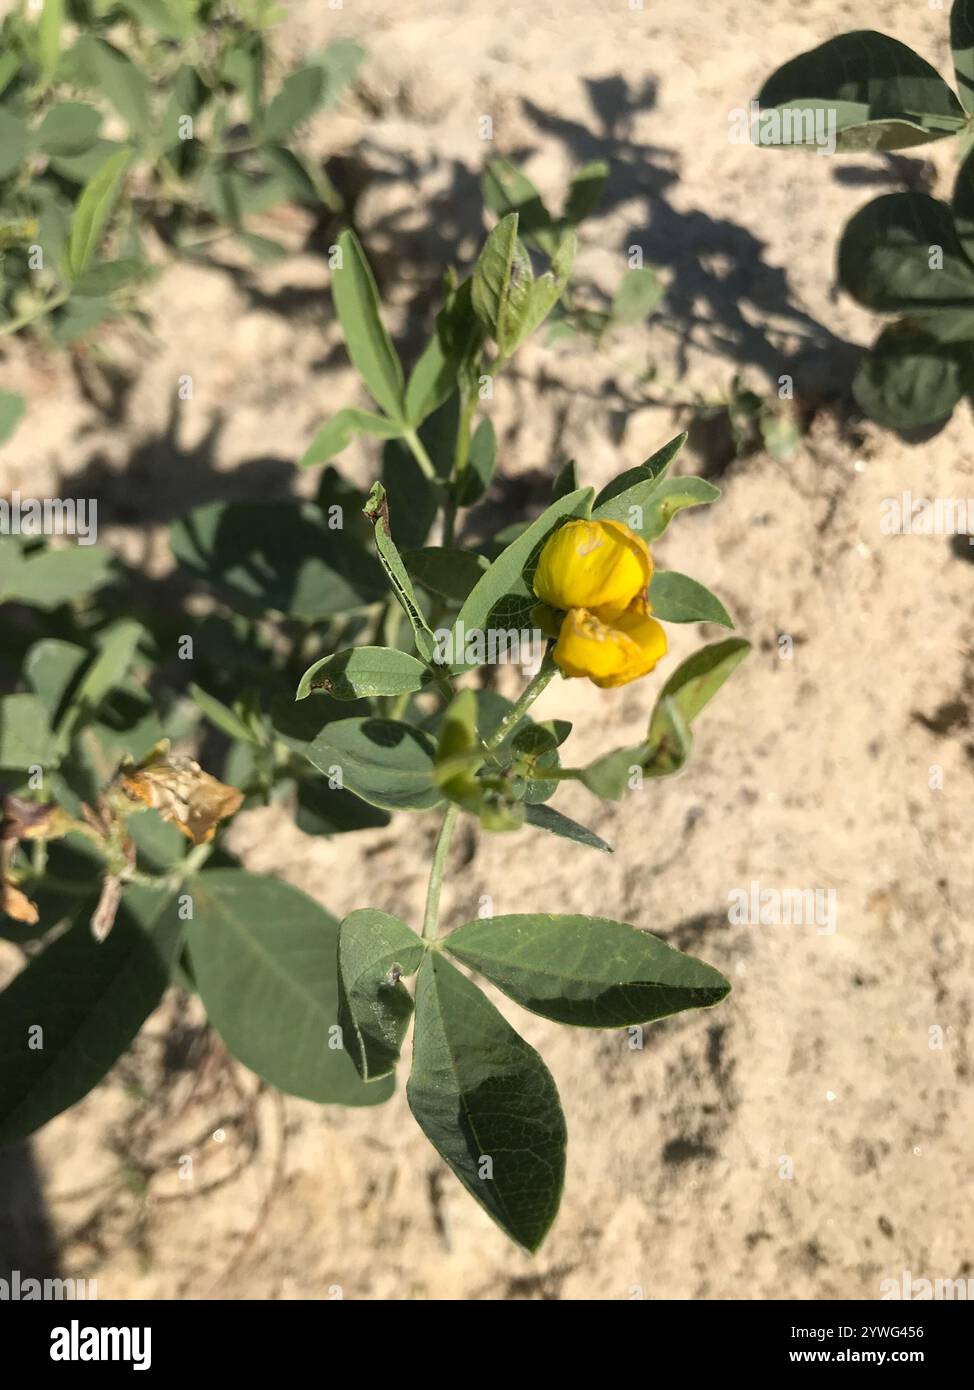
[0,291,68,338]
[484,657,558,751]
[403,428,438,482]
[422,802,460,941]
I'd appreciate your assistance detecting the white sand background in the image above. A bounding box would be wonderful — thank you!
[1,0,972,1298]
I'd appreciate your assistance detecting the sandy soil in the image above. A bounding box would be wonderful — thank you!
[1,0,972,1300]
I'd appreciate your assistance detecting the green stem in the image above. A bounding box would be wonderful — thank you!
[0,291,68,338]
[403,429,438,482]
[484,657,558,751]
[422,803,460,941]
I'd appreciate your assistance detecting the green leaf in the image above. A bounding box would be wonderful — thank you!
[363,482,438,662]
[853,324,970,429]
[0,109,27,178]
[294,778,390,836]
[953,145,974,260]
[299,407,402,466]
[591,432,688,513]
[305,717,442,812]
[639,477,721,540]
[952,0,974,114]
[296,646,432,701]
[24,638,87,720]
[0,886,183,1144]
[262,65,325,140]
[838,192,974,314]
[404,547,487,604]
[0,391,26,446]
[444,913,730,1028]
[189,683,257,744]
[87,40,152,136]
[551,459,578,501]
[35,101,102,156]
[579,638,750,800]
[456,416,497,506]
[481,160,556,253]
[434,688,486,812]
[437,277,486,399]
[652,637,751,730]
[120,0,197,41]
[49,137,124,184]
[523,802,612,853]
[514,230,576,349]
[611,267,664,325]
[170,501,385,618]
[471,212,521,348]
[757,31,966,151]
[407,952,566,1252]
[381,437,438,547]
[66,147,132,280]
[332,230,406,422]
[642,694,693,779]
[0,693,55,769]
[316,38,366,107]
[453,485,594,665]
[72,256,149,297]
[404,328,456,427]
[0,543,112,607]
[37,0,64,86]
[562,159,608,225]
[186,870,392,1105]
[337,909,425,1081]
[649,571,733,627]
[57,619,145,744]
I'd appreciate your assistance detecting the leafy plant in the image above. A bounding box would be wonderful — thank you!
[0,202,749,1252]
[0,0,363,344]
[482,156,664,344]
[757,0,974,431]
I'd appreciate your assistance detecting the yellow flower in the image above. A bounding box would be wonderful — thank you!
[534,519,652,620]
[552,598,668,688]
[534,516,666,686]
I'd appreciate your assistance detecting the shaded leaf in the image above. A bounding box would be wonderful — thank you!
[338,909,425,1081]
[0,887,182,1144]
[407,952,566,1252]
[305,717,442,812]
[186,869,393,1105]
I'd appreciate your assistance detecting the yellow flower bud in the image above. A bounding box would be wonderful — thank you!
[552,598,668,688]
[533,519,652,619]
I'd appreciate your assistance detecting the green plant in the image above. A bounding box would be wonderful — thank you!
[0,0,362,345]
[482,156,664,344]
[0,204,749,1253]
[757,0,974,431]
